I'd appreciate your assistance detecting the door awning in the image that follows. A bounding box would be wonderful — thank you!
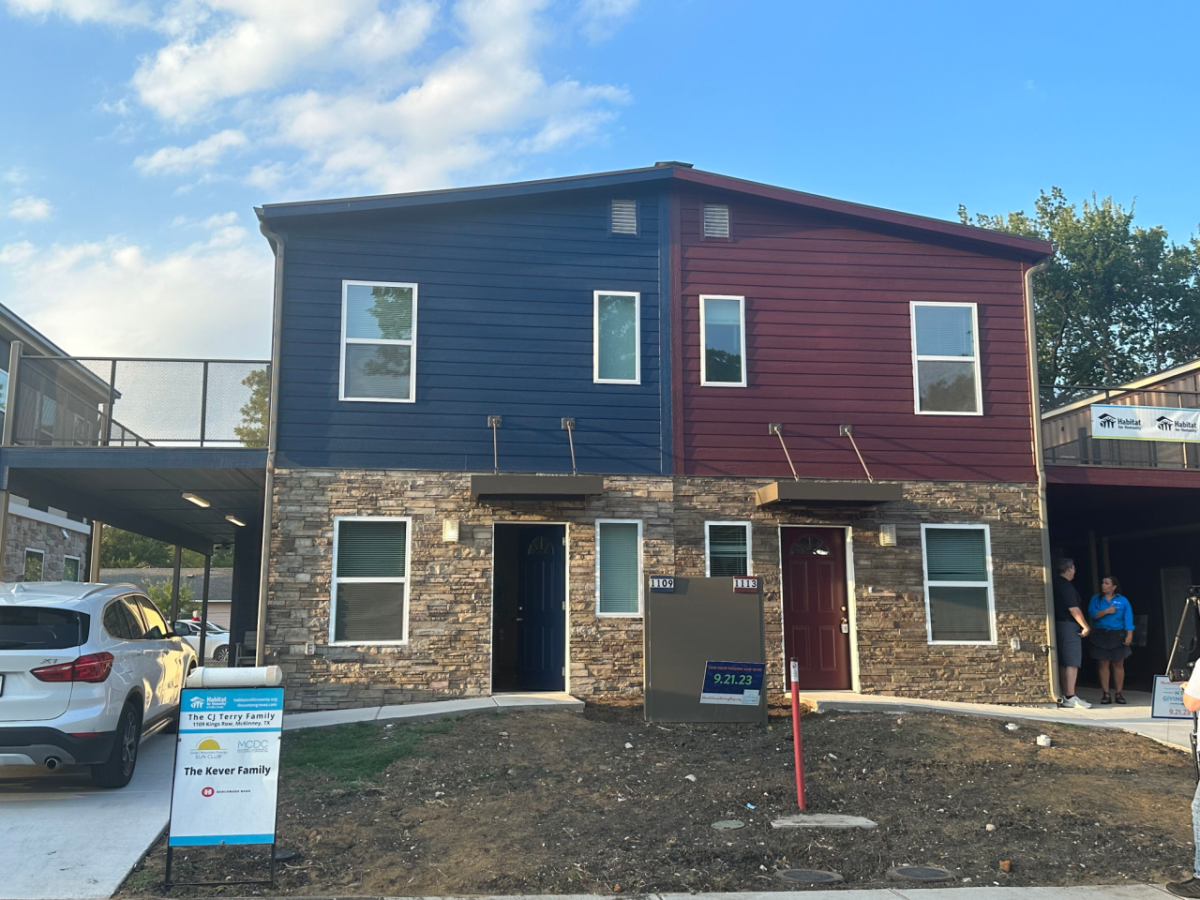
[754,480,903,508]
[469,474,604,502]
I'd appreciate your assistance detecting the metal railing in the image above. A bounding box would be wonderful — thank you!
[1042,385,1200,471]
[7,351,270,449]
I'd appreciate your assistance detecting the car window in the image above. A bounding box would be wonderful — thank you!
[121,598,149,639]
[103,599,141,641]
[204,622,226,634]
[136,597,170,640]
[174,620,198,635]
[0,607,89,649]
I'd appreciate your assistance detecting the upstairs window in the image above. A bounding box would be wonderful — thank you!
[703,204,730,239]
[341,281,417,403]
[610,199,637,235]
[594,291,640,383]
[596,520,642,616]
[922,525,994,644]
[331,517,410,645]
[705,522,752,577]
[911,302,981,415]
[700,295,747,387]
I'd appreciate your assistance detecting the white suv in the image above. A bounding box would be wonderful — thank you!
[0,582,197,788]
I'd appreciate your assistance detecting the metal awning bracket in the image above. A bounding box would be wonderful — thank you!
[768,423,799,481]
[839,424,874,483]
[488,415,502,474]
[561,417,577,475]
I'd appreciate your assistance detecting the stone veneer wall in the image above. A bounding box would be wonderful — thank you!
[269,469,1051,711]
[3,512,90,582]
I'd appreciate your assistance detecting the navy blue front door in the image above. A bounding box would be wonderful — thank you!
[515,526,566,691]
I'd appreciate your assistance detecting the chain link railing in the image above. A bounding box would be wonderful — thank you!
[9,355,270,448]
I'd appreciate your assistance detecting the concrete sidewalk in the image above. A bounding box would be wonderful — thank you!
[800,687,1195,752]
[282,691,584,731]
[0,734,173,900]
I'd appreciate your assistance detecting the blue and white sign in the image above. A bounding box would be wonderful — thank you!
[1092,404,1200,443]
[700,660,765,706]
[1151,675,1193,720]
[169,687,284,846]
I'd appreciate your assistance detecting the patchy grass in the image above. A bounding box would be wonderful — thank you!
[282,719,454,785]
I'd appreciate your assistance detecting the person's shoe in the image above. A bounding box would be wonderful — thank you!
[1100,692,1112,704]
[1063,695,1092,709]
[1166,875,1200,897]
[1115,692,1127,705]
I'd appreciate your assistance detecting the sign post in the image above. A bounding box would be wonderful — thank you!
[790,657,806,810]
[165,683,285,887]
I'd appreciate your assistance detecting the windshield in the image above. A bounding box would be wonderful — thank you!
[205,622,227,634]
[0,607,90,650]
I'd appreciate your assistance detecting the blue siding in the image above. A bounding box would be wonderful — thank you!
[277,190,665,473]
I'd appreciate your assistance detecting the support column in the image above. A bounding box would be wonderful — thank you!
[170,544,182,622]
[89,521,104,582]
[198,553,212,662]
[0,488,9,582]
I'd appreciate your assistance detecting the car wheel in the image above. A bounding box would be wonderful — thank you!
[213,644,229,663]
[91,702,141,789]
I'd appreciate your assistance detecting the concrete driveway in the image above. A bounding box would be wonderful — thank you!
[0,734,173,900]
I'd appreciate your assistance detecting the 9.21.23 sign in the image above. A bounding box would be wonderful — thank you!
[700,660,766,706]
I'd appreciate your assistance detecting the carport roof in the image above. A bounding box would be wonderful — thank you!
[0,447,265,554]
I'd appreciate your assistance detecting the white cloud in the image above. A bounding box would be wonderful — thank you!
[8,196,53,220]
[3,0,149,24]
[134,129,247,175]
[578,0,638,41]
[132,0,438,123]
[0,220,272,357]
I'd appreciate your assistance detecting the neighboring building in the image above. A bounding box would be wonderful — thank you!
[0,303,95,581]
[256,163,1057,711]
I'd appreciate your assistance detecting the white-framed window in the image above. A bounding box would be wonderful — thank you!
[705,522,752,577]
[702,204,730,239]
[593,291,641,384]
[330,516,412,645]
[595,519,643,616]
[699,294,747,387]
[911,301,982,415]
[610,199,637,235]
[921,524,995,644]
[63,555,81,582]
[340,280,418,403]
[23,548,44,582]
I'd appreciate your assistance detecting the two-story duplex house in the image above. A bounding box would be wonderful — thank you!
[255,163,1055,711]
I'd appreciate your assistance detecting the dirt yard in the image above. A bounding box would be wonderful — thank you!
[120,705,1195,895]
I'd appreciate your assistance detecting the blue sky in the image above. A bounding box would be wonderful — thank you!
[1,0,1197,359]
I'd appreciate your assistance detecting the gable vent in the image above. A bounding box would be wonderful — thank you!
[611,199,637,235]
[703,204,730,238]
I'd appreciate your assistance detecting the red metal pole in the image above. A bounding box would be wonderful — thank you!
[790,657,805,810]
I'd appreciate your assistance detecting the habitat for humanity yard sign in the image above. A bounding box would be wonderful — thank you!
[169,687,284,847]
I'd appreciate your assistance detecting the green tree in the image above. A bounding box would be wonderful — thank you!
[100,527,234,569]
[958,188,1200,396]
[236,368,269,448]
[145,579,197,618]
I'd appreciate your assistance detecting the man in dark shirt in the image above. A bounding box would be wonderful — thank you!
[1054,557,1092,707]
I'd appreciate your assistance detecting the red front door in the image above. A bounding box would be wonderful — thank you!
[781,527,851,690]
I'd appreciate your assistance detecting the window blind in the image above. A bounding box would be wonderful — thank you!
[336,521,408,578]
[914,305,974,357]
[928,586,991,642]
[597,293,637,381]
[611,199,637,235]
[334,582,405,642]
[708,525,748,576]
[703,204,730,238]
[598,522,640,614]
[925,528,987,581]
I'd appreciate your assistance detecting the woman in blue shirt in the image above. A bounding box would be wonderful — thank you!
[1087,575,1134,705]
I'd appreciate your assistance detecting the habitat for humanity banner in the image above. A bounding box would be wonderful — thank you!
[169,687,284,846]
[1091,404,1200,442]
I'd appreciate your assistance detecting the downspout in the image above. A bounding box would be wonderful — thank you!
[1023,258,1057,702]
[255,217,286,667]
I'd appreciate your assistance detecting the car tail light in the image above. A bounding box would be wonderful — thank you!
[31,652,114,683]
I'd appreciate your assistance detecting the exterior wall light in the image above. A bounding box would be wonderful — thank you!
[879,524,897,547]
[182,492,211,508]
[225,515,246,527]
[442,519,460,542]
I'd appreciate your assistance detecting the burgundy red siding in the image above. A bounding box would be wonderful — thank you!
[675,189,1037,483]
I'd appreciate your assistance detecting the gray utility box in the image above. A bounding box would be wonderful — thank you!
[643,576,767,724]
